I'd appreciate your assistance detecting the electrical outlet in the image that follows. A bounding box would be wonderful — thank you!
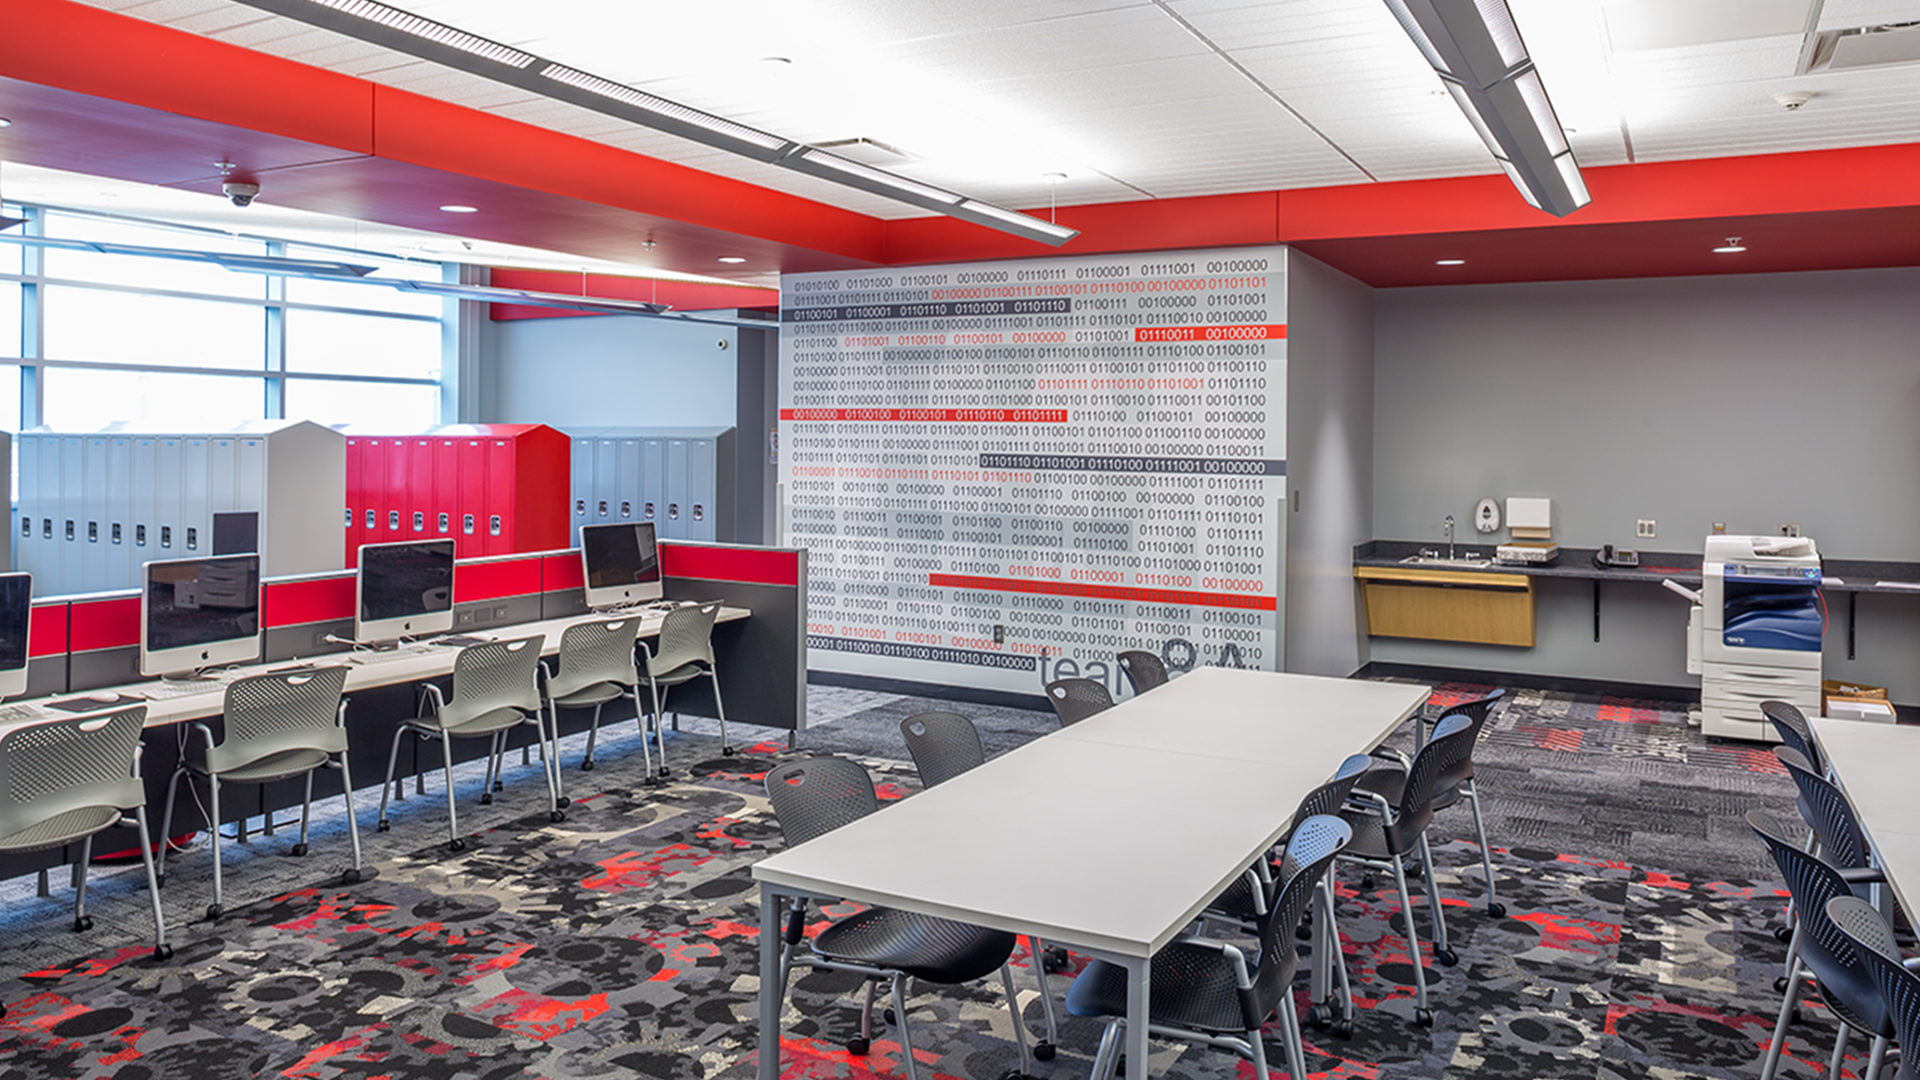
[1636,519,1656,539]
[992,625,1005,644]
[457,609,476,626]
[492,605,510,620]
[1780,523,1801,537]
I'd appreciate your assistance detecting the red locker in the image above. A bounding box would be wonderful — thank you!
[384,438,410,543]
[344,437,364,567]
[360,438,388,561]
[457,437,488,558]
[484,437,514,555]
[434,437,460,545]
[409,438,436,538]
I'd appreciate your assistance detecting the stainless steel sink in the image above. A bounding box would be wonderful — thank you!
[1398,554,1494,569]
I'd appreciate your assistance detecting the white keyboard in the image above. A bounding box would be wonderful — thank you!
[0,703,51,723]
[141,678,235,700]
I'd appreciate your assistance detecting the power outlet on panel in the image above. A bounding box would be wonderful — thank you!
[456,608,477,626]
[1636,519,1656,539]
[492,605,510,621]
[1780,523,1801,537]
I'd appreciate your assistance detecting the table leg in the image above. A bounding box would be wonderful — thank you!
[1125,955,1151,1078]
[758,882,782,1080]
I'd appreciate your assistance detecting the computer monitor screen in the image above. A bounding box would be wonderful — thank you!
[140,555,262,677]
[356,539,455,643]
[581,522,662,608]
[0,572,32,699]
[212,511,259,556]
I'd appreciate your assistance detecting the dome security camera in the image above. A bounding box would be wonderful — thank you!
[1772,90,1814,111]
[222,180,260,207]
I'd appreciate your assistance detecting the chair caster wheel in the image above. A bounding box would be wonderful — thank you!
[493,780,505,792]
[999,1070,1031,1080]
[722,746,737,757]
[155,873,166,888]
[1046,945,1070,970]
[152,944,174,962]
[1436,947,1459,967]
[846,1037,869,1056]
[376,820,391,833]
[1774,975,1791,993]
[73,916,94,932]
[1487,902,1506,918]
[1115,1053,1126,1076]
[1306,1005,1328,1030]
[291,843,309,857]
[1773,926,1793,943]
[1034,1041,1057,1062]
[1334,1018,1355,1039]
[449,838,468,853]
[882,1008,896,1026]
[1296,923,1313,941]
[556,796,571,808]
[580,759,596,772]
[343,868,364,884]
[1361,874,1376,890]
[206,904,222,920]
[479,794,493,805]
[1414,1007,1434,1028]
[549,810,566,823]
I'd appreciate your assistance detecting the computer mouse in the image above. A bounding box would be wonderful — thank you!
[88,691,121,703]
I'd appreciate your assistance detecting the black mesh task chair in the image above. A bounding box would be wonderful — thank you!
[1774,745,1876,991]
[1045,677,1113,727]
[1066,815,1352,1080]
[1338,713,1480,1027]
[1354,689,1508,918]
[1762,699,1824,773]
[1750,810,1896,1080]
[1116,651,1169,695]
[896,711,1063,1057]
[1829,895,1920,1080]
[764,756,1041,1080]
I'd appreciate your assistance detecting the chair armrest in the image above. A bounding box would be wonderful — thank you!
[1346,787,1396,822]
[1370,747,1413,770]
[1166,935,1254,989]
[1904,955,1920,972]
[336,698,351,729]
[1839,867,1888,884]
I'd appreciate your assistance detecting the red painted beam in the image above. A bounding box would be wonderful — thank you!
[487,269,779,320]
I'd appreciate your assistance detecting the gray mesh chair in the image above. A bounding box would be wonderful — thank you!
[1338,713,1479,1027]
[543,616,664,786]
[897,711,1066,1055]
[1750,811,1895,1080]
[158,666,361,919]
[1828,895,1920,1080]
[1116,650,1169,695]
[1066,815,1352,1080]
[1045,677,1113,727]
[377,635,561,851]
[0,705,170,961]
[764,756,1040,1080]
[640,601,731,764]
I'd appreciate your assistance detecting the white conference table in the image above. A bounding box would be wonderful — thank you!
[752,666,1429,1079]
[1810,719,1920,917]
[0,605,751,732]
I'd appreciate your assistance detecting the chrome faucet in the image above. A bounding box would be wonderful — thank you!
[1444,514,1456,561]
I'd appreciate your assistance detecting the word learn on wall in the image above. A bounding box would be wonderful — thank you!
[779,246,1288,697]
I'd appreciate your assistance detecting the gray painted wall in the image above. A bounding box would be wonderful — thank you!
[1371,267,1920,700]
[1284,253,1375,678]
[478,313,739,427]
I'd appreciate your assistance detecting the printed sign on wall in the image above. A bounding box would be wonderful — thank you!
[779,246,1287,697]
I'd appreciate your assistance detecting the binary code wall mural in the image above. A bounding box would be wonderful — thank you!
[779,246,1287,696]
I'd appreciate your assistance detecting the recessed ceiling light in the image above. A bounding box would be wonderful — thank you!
[760,56,793,65]
[1435,258,1466,266]
[1713,237,1747,253]
[718,256,747,264]
[1042,171,1068,181]
[0,117,12,128]
[439,204,479,213]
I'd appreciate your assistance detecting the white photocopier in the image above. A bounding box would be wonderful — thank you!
[1670,534,1824,741]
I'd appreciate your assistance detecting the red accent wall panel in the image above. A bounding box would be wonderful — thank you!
[542,553,585,592]
[454,557,544,604]
[28,602,70,660]
[69,596,140,653]
[660,544,800,588]
[882,192,1279,266]
[487,270,780,321]
[262,575,356,629]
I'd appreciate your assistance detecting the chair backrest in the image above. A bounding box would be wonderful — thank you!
[1761,700,1822,771]
[1388,713,1476,851]
[650,601,721,673]
[1776,746,1871,871]
[900,711,985,789]
[764,756,878,847]
[441,635,545,728]
[1748,809,1892,1035]
[1247,814,1351,1026]
[549,617,641,698]
[0,705,149,842]
[1829,895,1920,1072]
[1045,677,1113,727]
[211,666,350,772]
[1431,688,1503,786]
[1274,754,1372,880]
[1116,651,1169,695]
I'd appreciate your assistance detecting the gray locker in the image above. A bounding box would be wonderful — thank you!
[209,436,238,516]
[82,436,109,592]
[686,438,717,541]
[615,438,642,524]
[570,435,595,543]
[663,438,689,539]
[182,437,208,555]
[641,438,666,529]
[593,438,620,527]
[16,434,38,583]
[156,437,182,556]
[106,436,133,590]
[37,436,61,590]
[131,437,157,568]
[60,436,84,595]
[557,427,737,546]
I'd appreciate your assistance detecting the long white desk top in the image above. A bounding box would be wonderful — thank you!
[1811,718,1920,916]
[752,668,1429,958]
[0,605,750,732]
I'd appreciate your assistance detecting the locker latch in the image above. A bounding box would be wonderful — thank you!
[160,525,172,549]
[344,508,353,526]
[111,523,122,545]
[463,514,475,535]
[413,511,425,532]
[438,513,450,534]
[620,501,632,519]
[644,502,655,519]
[576,498,586,515]
[597,500,608,517]
[692,504,705,522]
[65,520,74,541]
[87,521,98,543]
[366,510,376,530]
[136,524,147,547]
[186,527,198,550]
[668,503,680,520]
[389,510,400,531]
[41,519,51,539]
[489,515,502,537]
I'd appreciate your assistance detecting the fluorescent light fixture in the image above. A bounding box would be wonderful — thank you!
[1435,258,1466,266]
[439,204,479,213]
[717,256,747,264]
[306,0,536,66]
[392,279,671,316]
[784,148,962,205]
[954,200,1079,246]
[540,65,790,156]
[1384,0,1589,217]
[1713,237,1747,254]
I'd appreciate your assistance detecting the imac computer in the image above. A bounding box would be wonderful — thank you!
[580,522,663,609]
[140,554,263,677]
[356,538,455,644]
[0,573,32,699]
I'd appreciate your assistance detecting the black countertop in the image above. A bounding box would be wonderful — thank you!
[1353,540,1920,595]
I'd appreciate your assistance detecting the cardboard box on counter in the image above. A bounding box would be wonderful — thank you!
[1822,679,1896,724]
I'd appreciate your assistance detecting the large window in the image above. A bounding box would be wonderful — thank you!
[1,208,445,436]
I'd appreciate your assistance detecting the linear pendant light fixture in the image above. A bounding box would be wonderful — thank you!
[1382,0,1590,217]
[229,0,1079,246]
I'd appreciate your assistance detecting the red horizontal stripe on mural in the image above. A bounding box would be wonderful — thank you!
[660,544,799,587]
[778,408,1067,423]
[454,557,544,604]
[928,573,1277,612]
[1133,324,1287,343]
[262,575,356,628]
[543,553,585,592]
[69,596,141,652]
[28,603,70,660]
